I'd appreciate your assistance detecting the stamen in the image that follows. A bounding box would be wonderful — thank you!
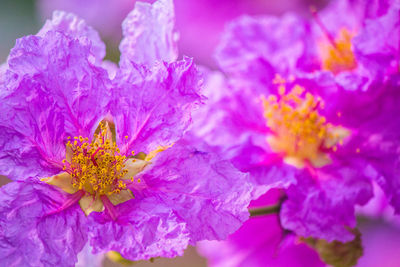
[311,6,357,74]
[310,6,338,49]
[65,122,128,196]
[263,81,349,168]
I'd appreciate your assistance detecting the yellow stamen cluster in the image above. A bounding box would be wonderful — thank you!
[263,81,348,168]
[319,28,357,74]
[65,122,128,196]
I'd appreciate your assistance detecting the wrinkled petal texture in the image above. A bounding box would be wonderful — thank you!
[88,138,251,260]
[198,192,325,267]
[37,11,106,63]
[215,14,313,78]
[281,156,373,242]
[119,0,178,66]
[112,58,203,155]
[88,197,189,261]
[0,30,111,180]
[136,139,252,242]
[0,182,87,267]
[354,3,400,74]
[228,138,299,199]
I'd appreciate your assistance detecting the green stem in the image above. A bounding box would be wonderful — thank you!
[249,204,281,217]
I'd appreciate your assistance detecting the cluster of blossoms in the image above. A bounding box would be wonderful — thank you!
[0,0,399,266]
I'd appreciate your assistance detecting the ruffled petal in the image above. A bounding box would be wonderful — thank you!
[135,137,252,242]
[0,31,111,180]
[353,3,400,74]
[215,14,313,77]
[192,69,268,149]
[112,58,203,155]
[88,197,189,261]
[228,138,299,199]
[0,181,87,266]
[281,158,373,242]
[119,0,178,66]
[37,10,106,63]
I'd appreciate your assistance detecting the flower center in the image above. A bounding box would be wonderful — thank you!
[262,79,349,168]
[318,28,357,74]
[63,122,128,196]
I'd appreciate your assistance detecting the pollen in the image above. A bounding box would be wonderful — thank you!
[319,28,357,74]
[65,122,128,196]
[263,82,349,168]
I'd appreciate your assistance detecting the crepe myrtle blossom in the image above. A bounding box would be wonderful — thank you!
[215,0,399,91]
[0,1,252,266]
[193,65,398,242]
[190,0,400,240]
[197,190,325,267]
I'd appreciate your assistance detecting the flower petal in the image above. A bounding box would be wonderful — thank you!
[37,10,106,63]
[280,158,373,242]
[79,195,104,216]
[112,58,203,155]
[0,181,87,266]
[42,172,77,194]
[215,14,312,77]
[88,197,189,261]
[119,0,178,66]
[135,137,252,242]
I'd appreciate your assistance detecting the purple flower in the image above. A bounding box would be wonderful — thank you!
[192,0,400,242]
[0,1,252,265]
[197,190,325,267]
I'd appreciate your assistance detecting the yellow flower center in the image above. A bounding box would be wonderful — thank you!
[65,122,127,196]
[262,78,349,168]
[42,121,162,217]
[318,28,357,74]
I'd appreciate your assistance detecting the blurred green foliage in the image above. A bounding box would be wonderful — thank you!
[0,0,40,62]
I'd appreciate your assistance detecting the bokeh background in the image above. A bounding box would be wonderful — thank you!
[1,0,400,266]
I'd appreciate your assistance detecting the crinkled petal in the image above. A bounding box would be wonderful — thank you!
[112,58,203,155]
[281,158,373,242]
[192,69,268,149]
[228,138,299,199]
[215,14,313,77]
[119,0,178,66]
[135,137,252,242]
[88,197,189,261]
[37,10,106,63]
[0,31,111,180]
[354,3,400,74]
[0,181,87,266]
